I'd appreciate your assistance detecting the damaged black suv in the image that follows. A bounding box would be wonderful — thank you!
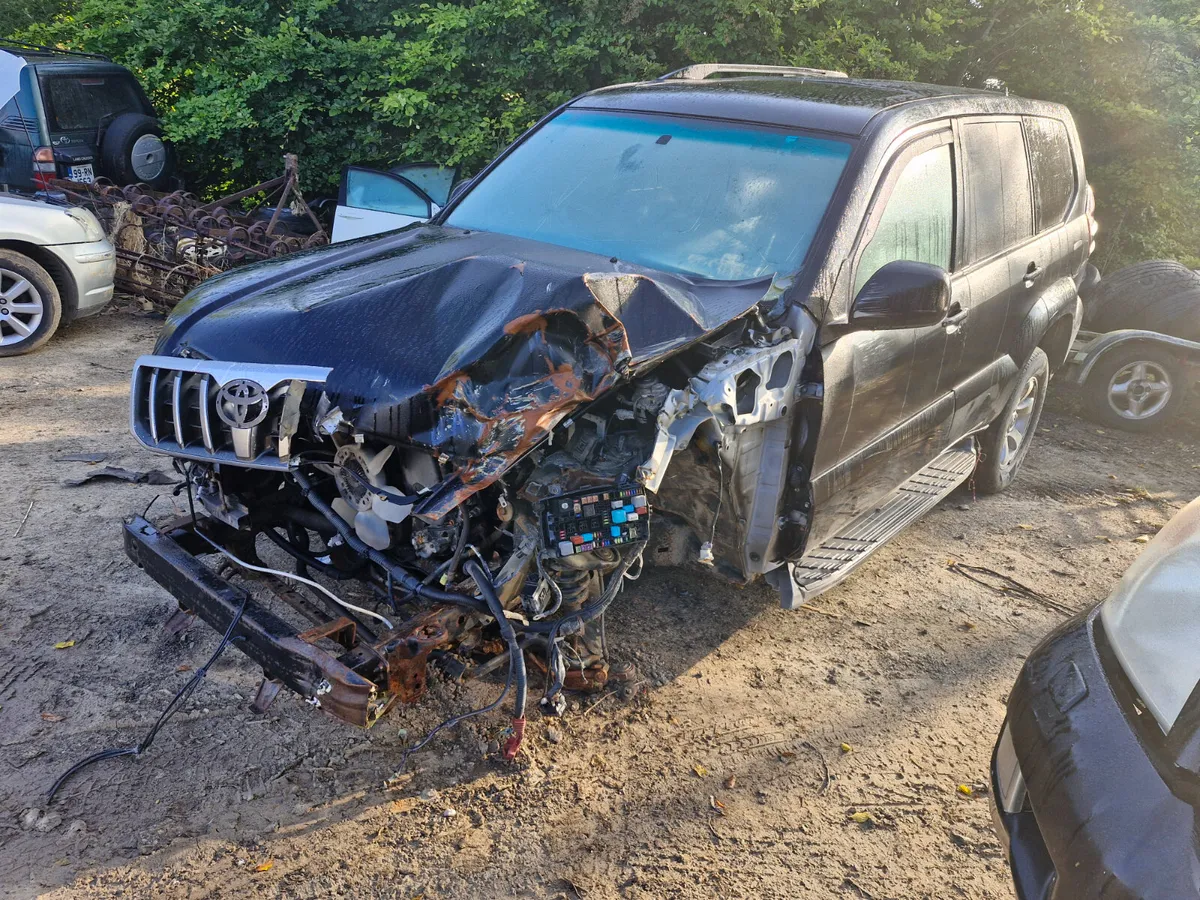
[124,65,1090,737]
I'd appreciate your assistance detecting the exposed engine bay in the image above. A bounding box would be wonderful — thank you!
[124,227,824,751]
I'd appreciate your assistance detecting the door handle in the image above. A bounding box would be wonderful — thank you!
[1023,261,1043,288]
[942,301,968,331]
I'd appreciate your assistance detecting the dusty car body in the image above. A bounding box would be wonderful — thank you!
[991,496,1200,899]
[0,192,115,354]
[123,65,1092,737]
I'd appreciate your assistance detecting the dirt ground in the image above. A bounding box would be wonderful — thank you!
[1,304,1197,900]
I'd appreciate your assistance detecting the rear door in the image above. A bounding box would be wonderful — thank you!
[332,166,435,242]
[948,117,1035,436]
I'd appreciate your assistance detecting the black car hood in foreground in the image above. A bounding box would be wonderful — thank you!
[158,225,780,519]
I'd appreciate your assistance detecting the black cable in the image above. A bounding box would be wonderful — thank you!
[398,560,524,766]
[465,559,527,722]
[261,525,357,580]
[47,469,247,803]
[291,467,488,614]
[519,541,647,636]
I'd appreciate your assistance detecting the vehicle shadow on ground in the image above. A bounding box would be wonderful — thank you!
[6,533,1061,896]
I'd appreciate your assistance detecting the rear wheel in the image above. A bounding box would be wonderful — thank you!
[0,249,62,357]
[1084,343,1187,432]
[975,347,1049,495]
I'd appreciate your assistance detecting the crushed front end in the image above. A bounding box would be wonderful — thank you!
[123,227,823,736]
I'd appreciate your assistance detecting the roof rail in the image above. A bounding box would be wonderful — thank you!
[658,63,848,82]
[0,40,110,62]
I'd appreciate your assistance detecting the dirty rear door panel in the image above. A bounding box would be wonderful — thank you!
[948,118,1034,436]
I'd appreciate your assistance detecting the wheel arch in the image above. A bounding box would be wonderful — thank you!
[0,240,77,318]
[1039,311,1077,373]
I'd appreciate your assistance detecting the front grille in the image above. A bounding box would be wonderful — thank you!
[130,355,333,469]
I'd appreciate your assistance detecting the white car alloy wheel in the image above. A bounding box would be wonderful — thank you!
[1107,360,1173,421]
[0,267,44,347]
[1000,375,1039,470]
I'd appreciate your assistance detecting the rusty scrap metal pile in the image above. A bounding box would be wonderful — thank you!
[54,154,328,305]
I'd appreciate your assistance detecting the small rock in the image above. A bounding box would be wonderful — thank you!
[20,808,40,831]
[418,788,440,803]
[545,726,563,745]
[442,808,457,818]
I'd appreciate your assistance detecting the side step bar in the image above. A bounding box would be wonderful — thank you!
[776,439,977,609]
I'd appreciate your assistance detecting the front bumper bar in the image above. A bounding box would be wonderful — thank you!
[123,515,384,725]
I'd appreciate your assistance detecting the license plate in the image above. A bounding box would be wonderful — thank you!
[68,164,94,183]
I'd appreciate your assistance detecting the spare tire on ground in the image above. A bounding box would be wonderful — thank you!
[1084,260,1200,341]
[100,113,175,189]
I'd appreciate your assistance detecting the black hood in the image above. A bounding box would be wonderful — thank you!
[159,224,778,518]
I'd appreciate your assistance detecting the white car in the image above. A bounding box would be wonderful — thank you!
[0,193,115,355]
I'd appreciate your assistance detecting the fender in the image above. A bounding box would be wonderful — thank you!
[1016,273,1080,371]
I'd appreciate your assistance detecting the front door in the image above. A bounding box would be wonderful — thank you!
[808,129,959,548]
[331,166,435,243]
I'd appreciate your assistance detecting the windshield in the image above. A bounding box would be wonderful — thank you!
[446,109,852,281]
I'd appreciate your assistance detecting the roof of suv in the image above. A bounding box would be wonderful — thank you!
[0,45,112,67]
[574,75,998,137]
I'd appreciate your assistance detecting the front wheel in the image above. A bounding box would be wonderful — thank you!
[1084,343,1188,432]
[0,249,63,357]
[975,347,1049,495]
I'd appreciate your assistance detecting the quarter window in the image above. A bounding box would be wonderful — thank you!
[960,120,1033,263]
[854,143,954,295]
[1025,117,1075,231]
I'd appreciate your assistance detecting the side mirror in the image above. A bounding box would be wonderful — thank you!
[851,260,951,330]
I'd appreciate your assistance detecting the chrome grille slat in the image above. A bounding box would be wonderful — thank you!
[198,374,215,453]
[171,371,185,448]
[147,368,160,443]
[130,355,332,470]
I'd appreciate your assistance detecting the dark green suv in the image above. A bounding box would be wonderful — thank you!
[0,42,174,192]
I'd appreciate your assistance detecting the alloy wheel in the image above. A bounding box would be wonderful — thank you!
[1000,375,1039,469]
[1107,361,1172,420]
[0,268,45,347]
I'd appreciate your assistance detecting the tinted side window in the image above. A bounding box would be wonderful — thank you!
[854,143,954,295]
[960,121,1033,263]
[1024,117,1075,231]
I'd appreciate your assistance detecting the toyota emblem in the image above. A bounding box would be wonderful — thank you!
[216,378,270,429]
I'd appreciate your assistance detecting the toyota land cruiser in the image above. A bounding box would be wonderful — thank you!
[122,65,1091,738]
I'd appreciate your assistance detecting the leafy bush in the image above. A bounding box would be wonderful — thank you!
[10,0,1199,269]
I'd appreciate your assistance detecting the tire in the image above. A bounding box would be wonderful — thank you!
[0,250,63,357]
[1083,343,1188,432]
[100,113,174,189]
[1084,260,1200,341]
[975,347,1049,495]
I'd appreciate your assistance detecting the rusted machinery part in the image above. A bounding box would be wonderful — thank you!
[132,194,157,215]
[268,239,291,258]
[376,605,476,705]
[161,204,188,226]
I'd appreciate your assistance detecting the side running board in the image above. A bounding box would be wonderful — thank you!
[776,439,977,609]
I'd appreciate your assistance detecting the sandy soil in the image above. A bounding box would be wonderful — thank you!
[1,306,1197,900]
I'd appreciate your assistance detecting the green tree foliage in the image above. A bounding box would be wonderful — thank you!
[9,0,1199,268]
